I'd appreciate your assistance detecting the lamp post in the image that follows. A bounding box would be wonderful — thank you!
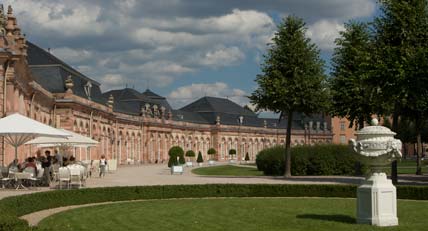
[238,115,243,161]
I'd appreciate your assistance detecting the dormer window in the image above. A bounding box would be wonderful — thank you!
[84,81,92,99]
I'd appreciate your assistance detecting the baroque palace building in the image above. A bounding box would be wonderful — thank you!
[0,5,333,166]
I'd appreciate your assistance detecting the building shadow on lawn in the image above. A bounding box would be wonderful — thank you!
[296,214,355,224]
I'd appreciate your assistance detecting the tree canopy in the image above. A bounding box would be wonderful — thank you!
[250,16,328,177]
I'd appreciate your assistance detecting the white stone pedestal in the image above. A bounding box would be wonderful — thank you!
[357,172,398,226]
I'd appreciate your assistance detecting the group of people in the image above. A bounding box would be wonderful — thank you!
[7,151,109,184]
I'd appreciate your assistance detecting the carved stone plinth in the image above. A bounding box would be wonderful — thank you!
[357,172,398,226]
[350,119,401,227]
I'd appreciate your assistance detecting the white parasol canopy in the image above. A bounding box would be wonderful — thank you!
[0,113,70,160]
[26,128,98,147]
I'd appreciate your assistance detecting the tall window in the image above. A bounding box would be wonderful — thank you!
[340,135,346,144]
[340,122,345,131]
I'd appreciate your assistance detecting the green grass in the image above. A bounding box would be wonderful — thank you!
[192,165,263,176]
[38,198,428,231]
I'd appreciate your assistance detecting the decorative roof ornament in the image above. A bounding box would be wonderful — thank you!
[107,94,114,108]
[0,5,6,36]
[84,81,92,99]
[65,75,74,93]
[216,115,220,125]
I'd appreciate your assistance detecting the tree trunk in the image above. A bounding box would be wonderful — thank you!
[358,118,364,130]
[416,133,422,175]
[284,111,293,178]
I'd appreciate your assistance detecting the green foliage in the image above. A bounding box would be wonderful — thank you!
[250,16,328,177]
[178,155,186,165]
[207,148,216,155]
[256,145,367,176]
[329,21,375,129]
[185,150,196,157]
[250,16,328,115]
[228,149,236,156]
[372,0,428,174]
[207,148,216,160]
[168,146,184,167]
[0,214,29,231]
[245,152,250,161]
[197,151,203,163]
[1,184,428,230]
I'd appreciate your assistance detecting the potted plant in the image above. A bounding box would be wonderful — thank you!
[245,152,250,163]
[228,149,237,164]
[207,148,217,165]
[185,150,195,167]
[168,146,184,175]
[196,151,204,166]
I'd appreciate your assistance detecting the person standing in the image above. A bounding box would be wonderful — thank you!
[42,150,52,185]
[54,149,63,167]
[99,155,107,178]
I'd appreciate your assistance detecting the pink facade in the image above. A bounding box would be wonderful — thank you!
[0,5,333,166]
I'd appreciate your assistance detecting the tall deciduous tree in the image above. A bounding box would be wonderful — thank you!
[330,22,377,129]
[373,0,428,174]
[250,16,328,177]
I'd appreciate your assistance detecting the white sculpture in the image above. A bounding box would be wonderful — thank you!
[350,118,402,226]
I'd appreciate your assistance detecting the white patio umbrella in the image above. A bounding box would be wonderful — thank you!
[26,129,98,147]
[0,113,70,161]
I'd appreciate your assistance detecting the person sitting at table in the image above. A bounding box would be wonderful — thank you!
[8,159,20,172]
[68,156,76,165]
[23,157,38,176]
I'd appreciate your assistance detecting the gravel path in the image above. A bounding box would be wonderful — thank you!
[1,163,426,226]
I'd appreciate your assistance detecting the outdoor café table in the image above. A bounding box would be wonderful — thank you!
[14,172,31,190]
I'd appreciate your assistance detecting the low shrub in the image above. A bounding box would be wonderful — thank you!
[0,184,427,230]
[256,144,367,176]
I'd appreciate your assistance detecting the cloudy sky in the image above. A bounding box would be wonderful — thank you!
[5,0,377,109]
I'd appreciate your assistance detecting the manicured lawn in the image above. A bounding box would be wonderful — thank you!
[38,198,428,231]
[192,165,263,176]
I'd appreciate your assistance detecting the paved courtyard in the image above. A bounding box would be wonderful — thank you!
[1,164,427,200]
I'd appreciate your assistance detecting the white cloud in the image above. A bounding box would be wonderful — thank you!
[8,1,108,36]
[168,82,249,108]
[51,47,93,63]
[306,19,345,51]
[198,46,245,68]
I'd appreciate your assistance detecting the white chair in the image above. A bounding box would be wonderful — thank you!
[14,172,31,190]
[51,163,60,182]
[58,167,70,189]
[22,167,38,187]
[68,165,82,188]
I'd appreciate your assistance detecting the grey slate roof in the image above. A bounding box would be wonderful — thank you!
[102,88,172,115]
[180,96,255,117]
[25,41,330,130]
[27,42,106,105]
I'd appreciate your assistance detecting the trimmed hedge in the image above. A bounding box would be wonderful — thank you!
[0,184,428,230]
[256,144,367,176]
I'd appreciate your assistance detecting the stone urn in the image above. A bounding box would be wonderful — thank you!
[349,118,402,227]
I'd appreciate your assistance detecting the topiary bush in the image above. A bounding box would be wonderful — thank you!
[229,149,236,159]
[185,150,196,162]
[179,154,186,165]
[197,151,204,163]
[207,148,217,160]
[256,144,367,176]
[245,152,250,161]
[168,146,184,167]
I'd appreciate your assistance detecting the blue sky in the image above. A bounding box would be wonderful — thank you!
[6,0,378,109]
